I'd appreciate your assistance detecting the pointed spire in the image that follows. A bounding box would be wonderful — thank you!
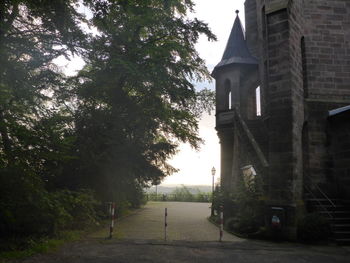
[212,10,257,76]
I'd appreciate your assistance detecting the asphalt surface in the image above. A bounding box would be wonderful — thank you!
[16,202,350,263]
[96,201,239,241]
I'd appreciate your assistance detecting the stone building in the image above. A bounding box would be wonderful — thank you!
[213,0,350,241]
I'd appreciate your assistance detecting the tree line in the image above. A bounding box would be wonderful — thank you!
[0,0,215,247]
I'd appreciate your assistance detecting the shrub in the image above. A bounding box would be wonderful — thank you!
[211,185,225,214]
[212,176,265,235]
[297,213,331,243]
[226,209,264,235]
[0,168,101,246]
[0,169,56,239]
[50,189,100,231]
[146,186,210,203]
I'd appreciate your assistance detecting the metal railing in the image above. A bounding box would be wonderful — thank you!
[146,193,211,203]
[304,182,336,219]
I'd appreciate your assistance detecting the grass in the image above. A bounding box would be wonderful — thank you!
[0,206,146,262]
[0,221,113,263]
[0,207,143,262]
[0,230,83,262]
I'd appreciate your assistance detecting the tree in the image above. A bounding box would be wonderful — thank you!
[0,0,216,243]
[72,0,216,201]
[0,0,85,175]
[0,0,88,239]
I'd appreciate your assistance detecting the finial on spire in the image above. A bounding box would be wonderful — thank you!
[235,10,239,15]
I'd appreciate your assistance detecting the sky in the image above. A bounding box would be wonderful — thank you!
[162,0,246,186]
[55,0,247,186]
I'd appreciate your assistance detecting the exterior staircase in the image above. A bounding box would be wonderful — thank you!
[306,196,350,245]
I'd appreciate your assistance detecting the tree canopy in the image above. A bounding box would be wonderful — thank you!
[0,0,215,241]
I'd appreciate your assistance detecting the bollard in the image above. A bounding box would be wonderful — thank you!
[107,202,112,215]
[109,202,115,239]
[164,208,168,241]
[219,205,223,242]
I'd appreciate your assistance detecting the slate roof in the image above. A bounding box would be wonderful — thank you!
[212,11,257,77]
[328,105,350,117]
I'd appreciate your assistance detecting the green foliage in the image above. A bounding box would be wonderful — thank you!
[147,185,210,202]
[170,185,195,202]
[0,169,100,249]
[212,176,265,235]
[69,0,216,204]
[297,213,331,243]
[0,230,83,262]
[211,185,225,213]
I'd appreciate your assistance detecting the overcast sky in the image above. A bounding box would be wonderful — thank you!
[163,0,246,186]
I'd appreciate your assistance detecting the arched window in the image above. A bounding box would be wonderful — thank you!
[224,79,231,110]
[301,37,308,98]
[229,91,232,109]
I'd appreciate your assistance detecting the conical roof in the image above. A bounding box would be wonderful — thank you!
[212,11,257,77]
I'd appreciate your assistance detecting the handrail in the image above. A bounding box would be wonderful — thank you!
[314,184,336,208]
[232,108,269,168]
[304,185,333,219]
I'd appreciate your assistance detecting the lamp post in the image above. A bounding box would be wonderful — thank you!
[211,166,216,216]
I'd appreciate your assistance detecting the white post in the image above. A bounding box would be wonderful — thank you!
[109,202,115,239]
[219,205,223,242]
[164,208,168,241]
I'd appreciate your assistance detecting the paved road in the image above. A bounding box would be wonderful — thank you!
[98,201,239,241]
[18,202,350,263]
[21,238,350,263]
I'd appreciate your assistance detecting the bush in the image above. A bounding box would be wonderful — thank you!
[126,182,147,208]
[50,189,100,232]
[0,169,101,248]
[226,208,264,235]
[146,185,210,203]
[211,185,225,214]
[0,169,55,239]
[212,177,265,235]
[297,213,331,243]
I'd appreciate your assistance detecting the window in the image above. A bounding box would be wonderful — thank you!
[301,37,308,98]
[262,7,267,49]
[256,86,261,116]
[224,79,231,110]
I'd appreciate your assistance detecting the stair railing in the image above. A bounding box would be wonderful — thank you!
[304,181,336,219]
[314,184,336,208]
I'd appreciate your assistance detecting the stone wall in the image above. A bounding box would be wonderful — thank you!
[302,0,350,193]
[303,0,350,101]
[245,0,259,57]
[265,8,295,202]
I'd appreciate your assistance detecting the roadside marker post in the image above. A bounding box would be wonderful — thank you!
[164,208,168,241]
[219,205,223,242]
[109,202,115,239]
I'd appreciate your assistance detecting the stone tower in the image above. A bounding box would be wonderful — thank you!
[214,0,350,240]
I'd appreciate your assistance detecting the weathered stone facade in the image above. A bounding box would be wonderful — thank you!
[214,0,350,239]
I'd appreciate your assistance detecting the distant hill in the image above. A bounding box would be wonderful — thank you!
[145,184,212,194]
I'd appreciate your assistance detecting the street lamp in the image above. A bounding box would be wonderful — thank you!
[211,166,216,216]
